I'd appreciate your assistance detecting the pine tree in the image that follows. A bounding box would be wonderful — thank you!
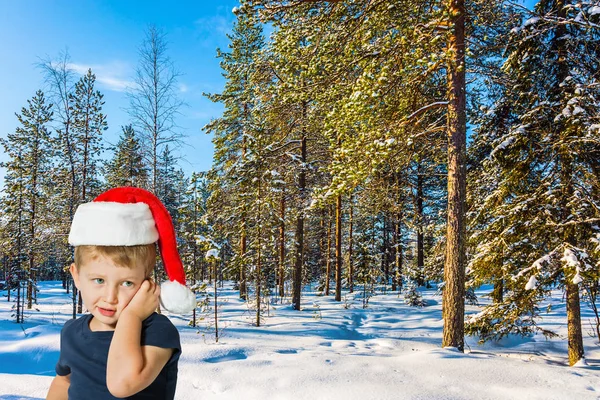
[0,90,53,312]
[70,69,107,313]
[179,172,210,327]
[104,125,148,189]
[0,146,27,322]
[70,68,106,203]
[204,4,265,302]
[467,0,600,365]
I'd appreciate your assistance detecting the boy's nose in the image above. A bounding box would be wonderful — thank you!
[104,286,118,304]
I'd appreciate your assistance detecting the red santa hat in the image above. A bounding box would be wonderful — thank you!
[68,187,196,314]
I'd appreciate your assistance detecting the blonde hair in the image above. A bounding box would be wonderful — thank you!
[74,244,156,277]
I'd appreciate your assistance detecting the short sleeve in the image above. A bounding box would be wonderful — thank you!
[55,319,75,376]
[141,314,181,355]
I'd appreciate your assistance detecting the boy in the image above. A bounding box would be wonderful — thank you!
[47,187,196,399]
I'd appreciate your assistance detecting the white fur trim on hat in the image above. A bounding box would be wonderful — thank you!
[68,202,159,246]
[160,280,196,314]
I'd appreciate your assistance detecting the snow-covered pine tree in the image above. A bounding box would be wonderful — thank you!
[204,3,265,302]
[404,279,427,307]
[178,172,210,327]
[180,173,209,281]
[70,68,106,203]
[104,125,148,189]
[0,90,53,311]
[156,145,184,226]
[70,68,107,313]
[0,141,27,322]
[467,0,600,365]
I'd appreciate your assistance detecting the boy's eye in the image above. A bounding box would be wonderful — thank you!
[93,278,104,284]
[122,281,134,288]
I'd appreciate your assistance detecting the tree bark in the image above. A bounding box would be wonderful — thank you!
[416,161,424,286]
[348,195,354,293]
[335,194,343,301]
[492,279,503,303]
[553,0,584,366]
[279,194,286,298]
[566,282,584,365]
[325,205,332,296]
[240,136,248,300]
[256,177,262,327]
[292,115,307,310]
[442,0,467,352]
[381,215,390,287]
[27,132,40,310]
[214,260,219,342]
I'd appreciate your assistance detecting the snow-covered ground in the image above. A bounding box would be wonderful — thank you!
[0,281,599,400]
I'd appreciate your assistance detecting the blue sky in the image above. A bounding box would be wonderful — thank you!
[0,0,241,185]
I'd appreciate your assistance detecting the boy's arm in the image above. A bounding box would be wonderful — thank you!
[46,374,70,400]
[106,280,174,398]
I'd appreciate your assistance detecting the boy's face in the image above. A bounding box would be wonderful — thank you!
[70,255,148,331]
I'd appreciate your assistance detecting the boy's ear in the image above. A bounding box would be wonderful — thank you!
[70,263,81,289]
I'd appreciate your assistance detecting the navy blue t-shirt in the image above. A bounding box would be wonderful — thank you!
[56,312,181,399]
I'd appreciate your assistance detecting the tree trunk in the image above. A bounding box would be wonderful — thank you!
[292,115,307,311]
[416,161,425,286]
[553,0,584,366]
[348,195,354,293]
[381,215,390,288]
[279,194,286,298]
[16,280,21,323]
[4,256,10,302]
[442,0,467,352]
[492,279,503,303]
[27,133,41,310]
[240,222,248,300]
[256,177,262,327]
[335,194,343,301]
[325,205,332,296]
[566,282,584,365]
[240,135,248,301]
[393,172,402,292]
[214,260,219,342]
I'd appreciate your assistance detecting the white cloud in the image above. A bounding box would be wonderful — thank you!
[179,83,189,93]
[68,61,134,93]
[194,15,232,36]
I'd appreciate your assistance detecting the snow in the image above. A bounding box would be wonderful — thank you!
[589,6,600,16]
[525,275,537,290]
[523,17,540,28]
[490,136,515,158]
[561,248,584,284]
[205,248,220,260]
[1,282,599,399]
[561,248,580,268]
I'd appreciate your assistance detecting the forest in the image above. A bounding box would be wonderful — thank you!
[1,0,599,370]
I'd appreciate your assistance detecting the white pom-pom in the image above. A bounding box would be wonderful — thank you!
[160,280,196,314]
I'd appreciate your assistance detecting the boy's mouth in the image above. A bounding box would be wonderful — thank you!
[98,307,116,317]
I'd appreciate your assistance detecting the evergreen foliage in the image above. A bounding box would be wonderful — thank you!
[0,90,53,315]
[104,125,149,189]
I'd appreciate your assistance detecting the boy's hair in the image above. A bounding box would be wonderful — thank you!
[74,244,156,277]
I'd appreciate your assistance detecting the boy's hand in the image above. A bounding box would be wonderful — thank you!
[122,280,160,321]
